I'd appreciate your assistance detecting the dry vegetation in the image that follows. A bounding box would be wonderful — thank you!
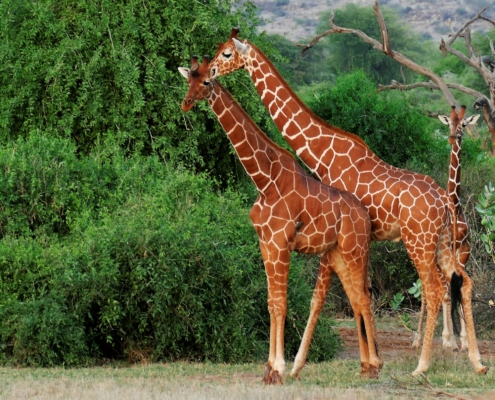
[2,318,495,400]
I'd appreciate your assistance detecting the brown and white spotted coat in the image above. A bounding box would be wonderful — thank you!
[179,56,380,384]
[208,29,488,376]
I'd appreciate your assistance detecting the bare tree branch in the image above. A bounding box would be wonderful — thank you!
[378,81,485,99]
[296,0,495,154]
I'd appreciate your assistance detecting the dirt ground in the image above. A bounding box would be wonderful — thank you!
[336,325,495,360]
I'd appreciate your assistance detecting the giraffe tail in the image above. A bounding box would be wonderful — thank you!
[450,272,463,336]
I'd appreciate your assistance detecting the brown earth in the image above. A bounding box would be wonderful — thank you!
[336,325,495,360]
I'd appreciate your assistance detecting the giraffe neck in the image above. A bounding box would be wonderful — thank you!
[208,80,302,194]
[448,139,462,212]
[243,42,381,179]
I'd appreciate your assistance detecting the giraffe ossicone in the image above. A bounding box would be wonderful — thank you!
[208,28,488,376]
[179,55,381,383]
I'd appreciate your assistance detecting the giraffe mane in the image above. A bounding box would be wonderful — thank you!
[247,41,372,151]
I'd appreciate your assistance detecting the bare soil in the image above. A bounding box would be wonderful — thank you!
[336,325,495,360]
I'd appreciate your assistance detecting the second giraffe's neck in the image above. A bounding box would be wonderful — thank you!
[208,80,302,193]
[448,139,462,211]
[243,42,375,176]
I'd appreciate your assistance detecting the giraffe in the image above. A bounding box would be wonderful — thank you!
[414,106,481,352]
[208,28,488,376]
[435,106,479,348]
[178,56,381,383]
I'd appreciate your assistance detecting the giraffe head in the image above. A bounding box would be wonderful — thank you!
[438,105,480,144]
[178,55,215,112]
[209,27,249,77]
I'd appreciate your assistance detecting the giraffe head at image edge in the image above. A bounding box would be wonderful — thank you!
[178,55,214,112]
[438,105,480,144]
[210,27,248,77]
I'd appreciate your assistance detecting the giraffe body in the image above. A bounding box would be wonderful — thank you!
[179,57,380,383]
[209,29,488,376]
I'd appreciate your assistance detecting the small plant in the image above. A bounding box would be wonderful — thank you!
[408,279,422,301]
[390,293,405,311]
[390,293,413,331]
[475,182,495,262]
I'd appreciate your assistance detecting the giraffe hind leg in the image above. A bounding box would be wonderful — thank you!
[290,258,333,380]
[412,291,425,349]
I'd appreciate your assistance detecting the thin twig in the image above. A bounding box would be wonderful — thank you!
[388,373,470,400]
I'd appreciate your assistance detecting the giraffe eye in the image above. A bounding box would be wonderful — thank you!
[203,80,210,86]
[222,52,232,59]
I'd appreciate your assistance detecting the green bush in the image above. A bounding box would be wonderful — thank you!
[0,0,266,182]
[0,134,339,366]
[307,70,438,168]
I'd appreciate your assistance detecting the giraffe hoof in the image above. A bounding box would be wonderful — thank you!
[289,373,301,381]
[262,365,272,384]
[269,370,284,385]
[441,341,458,351]
[368,366,380,379]
[411,370,426,378]
[411,340,421,349]
[476,366,489,375]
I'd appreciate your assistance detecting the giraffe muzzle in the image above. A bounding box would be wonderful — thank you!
[182,97,194,112]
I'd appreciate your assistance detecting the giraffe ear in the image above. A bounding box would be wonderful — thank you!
[463,114,480,126]
[233,38,248,55]
[438,115,450,125]
[178,67,190,80]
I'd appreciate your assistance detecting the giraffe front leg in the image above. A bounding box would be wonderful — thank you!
[260,242,290,385]
[263,310,277,383]
[412,268,445,376]
[291,257,333,380]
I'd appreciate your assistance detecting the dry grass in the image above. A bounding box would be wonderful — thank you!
[1,317,494,400]
[1,350,494,400]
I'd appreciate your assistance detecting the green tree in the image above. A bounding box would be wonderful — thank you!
[315,5,425,84]
[265,34,334,88]
[0,0,267,181]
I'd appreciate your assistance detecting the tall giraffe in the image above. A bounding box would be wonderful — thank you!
[413,106,479,352]
[438,106,479,348]
[208,29,488,376]
[178,56,381,383]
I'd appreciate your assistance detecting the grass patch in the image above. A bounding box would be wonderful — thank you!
[0,350,494,399]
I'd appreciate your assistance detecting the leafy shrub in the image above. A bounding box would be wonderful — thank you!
[0,134,340,366]
[0,0,267,182]
[307,70,438,168]
[476,182,495,261]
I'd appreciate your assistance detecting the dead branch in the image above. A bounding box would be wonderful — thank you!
[388,374,470,400]
[296,0,495,154]
[296,0,458,107]
[378,81,485,99]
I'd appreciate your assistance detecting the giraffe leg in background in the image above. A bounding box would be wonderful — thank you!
[412,290,426,349]
[291,257,333,380]
[455,271,488,374]
[329,248,381,378]
[441,277,458,350]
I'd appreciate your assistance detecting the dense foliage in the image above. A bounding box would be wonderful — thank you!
[0,0,493,368]
[0,134,339,366]
[0,0,272,181]
[314,5,426,84]
[306,70,440,168]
